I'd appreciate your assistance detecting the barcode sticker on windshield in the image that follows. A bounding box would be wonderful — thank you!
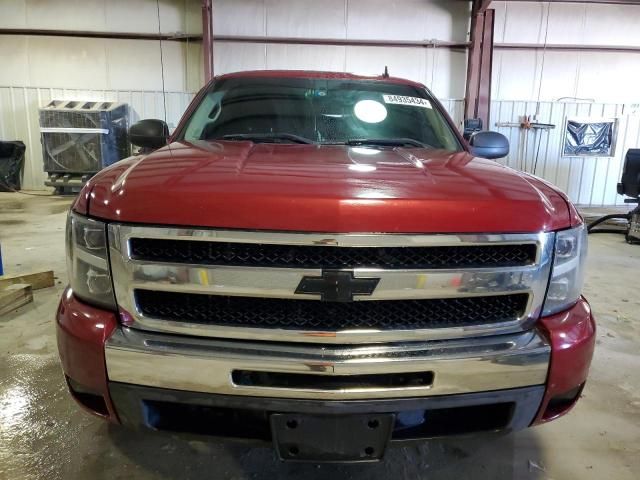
[382,95,432,109]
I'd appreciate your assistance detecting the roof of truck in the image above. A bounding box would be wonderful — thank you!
[215,70,427,89]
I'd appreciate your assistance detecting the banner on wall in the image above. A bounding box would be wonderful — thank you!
[562,118,618,157]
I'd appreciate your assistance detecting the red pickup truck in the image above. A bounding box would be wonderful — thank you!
[57,70,595,462]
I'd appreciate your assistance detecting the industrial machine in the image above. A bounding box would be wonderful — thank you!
[39,100,130,193]
[588,149,640,244]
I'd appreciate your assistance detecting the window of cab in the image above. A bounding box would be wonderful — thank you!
[180,77,462,152]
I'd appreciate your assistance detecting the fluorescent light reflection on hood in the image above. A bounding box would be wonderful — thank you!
[348,164,377,172]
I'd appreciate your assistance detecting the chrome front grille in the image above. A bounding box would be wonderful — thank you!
[129,237,538,269]
[135,290,530,331]
[108,226,554,344]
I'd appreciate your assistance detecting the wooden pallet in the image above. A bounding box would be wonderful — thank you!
[0,270,54,316]
[0,270,54,291]
[0,283,33,316]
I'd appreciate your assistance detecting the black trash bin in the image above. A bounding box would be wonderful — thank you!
[0,141,26,191]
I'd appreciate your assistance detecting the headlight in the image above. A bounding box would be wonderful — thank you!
[66,212,116,309]
[542,224,588,316]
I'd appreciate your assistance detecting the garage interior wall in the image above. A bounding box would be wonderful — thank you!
[212,0,470,101]
[0,0,203,190]
[0,0,470,191]
[0,0,203,92]
[1,0,640,207]
[491,1,640,207]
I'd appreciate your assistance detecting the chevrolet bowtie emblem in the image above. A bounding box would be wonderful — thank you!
[295,270,380,302]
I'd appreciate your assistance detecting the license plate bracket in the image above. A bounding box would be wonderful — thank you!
[270,413,395,463]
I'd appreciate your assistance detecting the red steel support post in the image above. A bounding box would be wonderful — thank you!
[476,9,494,127]
[465,12,483,123]
[465,2,495,128]
[202,0,213,82]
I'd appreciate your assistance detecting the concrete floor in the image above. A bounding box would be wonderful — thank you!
[0,191,639,480]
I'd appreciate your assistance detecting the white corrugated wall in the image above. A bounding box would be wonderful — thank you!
[491,100,635,207]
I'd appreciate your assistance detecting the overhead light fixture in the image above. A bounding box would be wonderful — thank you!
[354,100,387,124]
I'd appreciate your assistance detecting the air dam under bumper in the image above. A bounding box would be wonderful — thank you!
[109,382,545,452]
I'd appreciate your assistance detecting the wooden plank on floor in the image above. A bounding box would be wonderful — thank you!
[0,283,33,316]
[0,270,55,290]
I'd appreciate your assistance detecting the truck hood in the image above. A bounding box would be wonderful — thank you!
[84,141,572,233]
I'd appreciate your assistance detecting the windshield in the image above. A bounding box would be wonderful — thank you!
[179,77,462,151]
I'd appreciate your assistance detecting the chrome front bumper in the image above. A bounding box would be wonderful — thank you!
[105,327,550,400]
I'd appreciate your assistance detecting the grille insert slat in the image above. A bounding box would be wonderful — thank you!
[129,238,537,270]
[135,290,529,331]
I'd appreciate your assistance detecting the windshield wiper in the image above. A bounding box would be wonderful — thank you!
[220,133,315,144]
[345,138,429,148]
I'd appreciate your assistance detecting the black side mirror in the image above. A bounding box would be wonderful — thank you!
[129,119,169,149]
[469,131,509,159]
